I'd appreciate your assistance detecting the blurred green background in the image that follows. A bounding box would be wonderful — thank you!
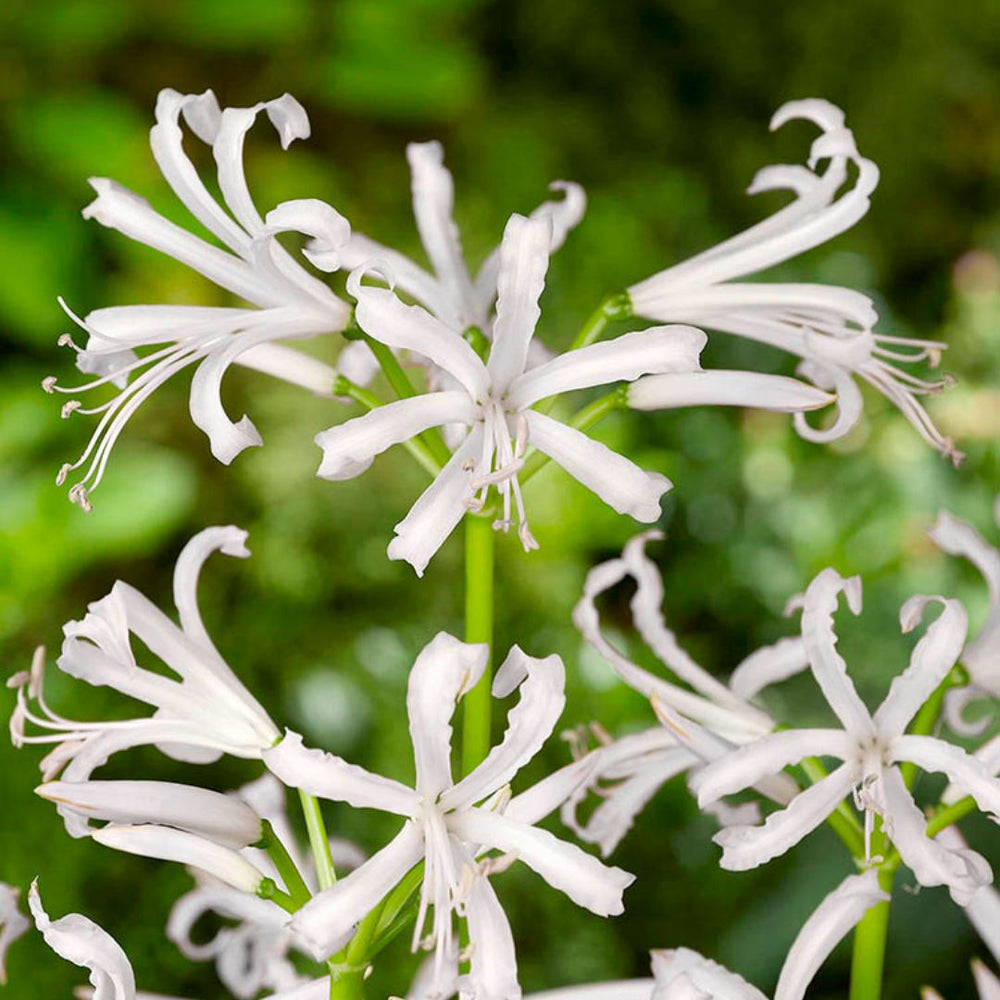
[1,1,998,997]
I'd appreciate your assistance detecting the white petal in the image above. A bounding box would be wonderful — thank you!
[388,429,481,577]
[263,730,417,817]
[407,141,477,327]
[29,882,136,1000]
[255,980,328,1000]
[407,633,489,799]
[91,824,267,893]
[880,766,992,905]
[774,870,889,1000]
[83,304,252,347]
[451,807,634,916]
[712,763,857,871]
[935,828,1000,963]
[874,596,967,739]
[526,983,654,1000]
[928,511,1000,602]
[791,359,865,444]
[506,754,601,827]
[0,884,29,986]
[460,876,521,1000]
[315,392,472,480]
[290,823,424,959]
[150,88,250,255]
[173,525,250,649]
[629,370,833,414]
[800,569,875,738]
[650,948,764,1000]
[692,729,852,807]
[486,213,552,394]
[729,637,810,700]
[444,647,565,809]
[972,960,1000,1000]
[264,198,351,273]
[525,410,670,523]
[36,780,262,848]
[891,735,1000,820]
[509,325,706,410]
[348,275,487,398]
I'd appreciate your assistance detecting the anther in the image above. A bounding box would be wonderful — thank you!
[55,464,71,487]
[42,377,58,393]
[61,400,81,419]
[68,483,93,513]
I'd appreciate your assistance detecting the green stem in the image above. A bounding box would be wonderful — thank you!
[362,335,451,466]
[923,794,976,839]
[900,666,968,788]
[567,292,631,352]
[335,376,441,478]
[521,388,627,485]
[260,820,312,908]
[256,878,298,915]
[298,788,337,891]
[799,756,866,861]
[848,867,895,1000]
[462,513,496,776]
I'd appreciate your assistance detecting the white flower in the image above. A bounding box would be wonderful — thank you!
[318,212,715,574]
[341,140,585,335]
[10,526,279,802]
[47,88,353,509]
[564,532,800,853]
[650,871,889,1000]
[263,632,633,999]
[928,500,1000,733]
[0,883,29,986]
[28,881,136,1000]
[691,568,1000,904]
[922,961,1000,1000]
[627,99,959,463]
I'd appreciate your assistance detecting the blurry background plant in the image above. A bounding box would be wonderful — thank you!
[0,1,997,998]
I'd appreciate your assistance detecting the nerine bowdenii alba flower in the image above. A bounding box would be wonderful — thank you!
[48,88,353,509]
[627,99,959,463]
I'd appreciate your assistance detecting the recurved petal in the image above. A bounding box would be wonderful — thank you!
[387,428,481,577]
[28,881,136,1000]
[791,361,865,445]
[524,411,670,523]
[486,213,552,394]
[650,948,764,1000]
[874,596,967,739]
[799,569,875,738]
[451,807,634,916]
[264,730,416,817]
[0,884,28,986]
[443,646,566,810]
[936,828,1000,963]
[264,199,351,273]
[881,766,992,905]
[692,729,852,807]
[891,735,1000,821]
[348,275,487,398]
[460,875,521,1000]
[407,633,489,800]
[629,370,834,414]
[36,780,262,848]
[315,392,471,480]
[290,824,424,959]
[729,637,810,700]
[508,325,706,409]
[928,511,1000,602]
[774,871,889,1000]
[712,762,857,871]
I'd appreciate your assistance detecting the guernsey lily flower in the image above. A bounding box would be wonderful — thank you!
[319,214,829,575]
[0,884,28,986]
[650,871,889,1000]
[928,499,1000,734]
[263,632,633,999]
[627,99,960,464]
[10,526,279,799]
[340,140,585,336]
[563,531,809,854]
[691,568,1000,904]
[29,881,135,1000]
[48,88,353,510]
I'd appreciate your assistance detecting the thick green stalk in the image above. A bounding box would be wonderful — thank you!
[849,867,895,1000]
[924,794,976,839]
[260,820,312,908]
[462,513,496,775]
[335,376,441,477]
[298,788,336,891]
[566,292,631,352]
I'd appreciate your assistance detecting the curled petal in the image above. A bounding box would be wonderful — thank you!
[524,410,670,523]
[28,881,136,1000]
[650,948,763,999]
[264,199,351,273]
[936,828,1000,963]
[729,637,810,700]
[791,360,865,444]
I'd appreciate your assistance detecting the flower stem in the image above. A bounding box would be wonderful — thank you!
[260,819,312,908]
[462,512,496,776]
[566,292,631,352]
[924,794,976,838]
[848,867,895,1000]
[298,788,337,891]
[899,665,968,789]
